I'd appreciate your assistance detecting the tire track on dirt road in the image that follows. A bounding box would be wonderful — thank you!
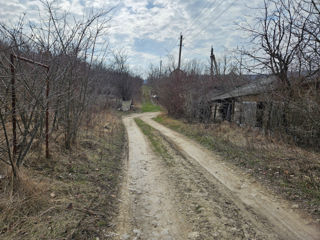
[117,115,189,240]
[141,112,320,240]
[150,124,282,239]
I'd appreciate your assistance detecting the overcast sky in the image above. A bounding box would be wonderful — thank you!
[0,0,263,78]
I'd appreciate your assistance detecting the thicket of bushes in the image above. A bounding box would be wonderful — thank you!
[0,1,142,178]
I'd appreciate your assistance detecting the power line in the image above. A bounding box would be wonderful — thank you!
[163,0,236,61]
[183,0,219,36]
[186,0,238,47]
[184,0,224,37]
[162,35,181,57]
[166,1,221,56]
[184,0,226,46]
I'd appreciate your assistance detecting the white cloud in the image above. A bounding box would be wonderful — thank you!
[0,0,263,78]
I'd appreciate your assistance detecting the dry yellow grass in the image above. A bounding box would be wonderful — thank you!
[0,110,126,239]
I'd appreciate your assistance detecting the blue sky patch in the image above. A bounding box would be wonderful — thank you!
[134,38,166,56]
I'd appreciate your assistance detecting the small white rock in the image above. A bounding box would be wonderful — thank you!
[188,232,200,239]
[121,233,130,240]
[133,229,141,236]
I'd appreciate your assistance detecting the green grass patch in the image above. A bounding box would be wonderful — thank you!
[141,85,162,112]
[141,101,162,112]
[134,118,173,166]
[142,85,151,98]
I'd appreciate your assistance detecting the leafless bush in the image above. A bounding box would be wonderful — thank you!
[0,1,142,178]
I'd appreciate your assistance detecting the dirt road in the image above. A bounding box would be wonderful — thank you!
[116,113,320,240]
[118,115,188,240]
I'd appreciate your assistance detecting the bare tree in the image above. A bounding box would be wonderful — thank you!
[110,50,143,101]
[242,0,320,147]
[241,0,309,87]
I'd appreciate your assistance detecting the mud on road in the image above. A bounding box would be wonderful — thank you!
[115,113,320,240]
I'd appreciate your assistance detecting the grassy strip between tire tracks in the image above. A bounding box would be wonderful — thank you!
[141,102,162,113]
[140,85,162,113]
[134,118,174,167]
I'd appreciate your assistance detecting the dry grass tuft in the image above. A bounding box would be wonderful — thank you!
[0,167,49,237]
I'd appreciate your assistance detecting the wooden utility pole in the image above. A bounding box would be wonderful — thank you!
[178,34,183,70]
[210,47,214,79]
[160,59,162,77]
[210,46,218,76]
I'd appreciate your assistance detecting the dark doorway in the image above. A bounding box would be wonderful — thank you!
[256,102,265,128]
